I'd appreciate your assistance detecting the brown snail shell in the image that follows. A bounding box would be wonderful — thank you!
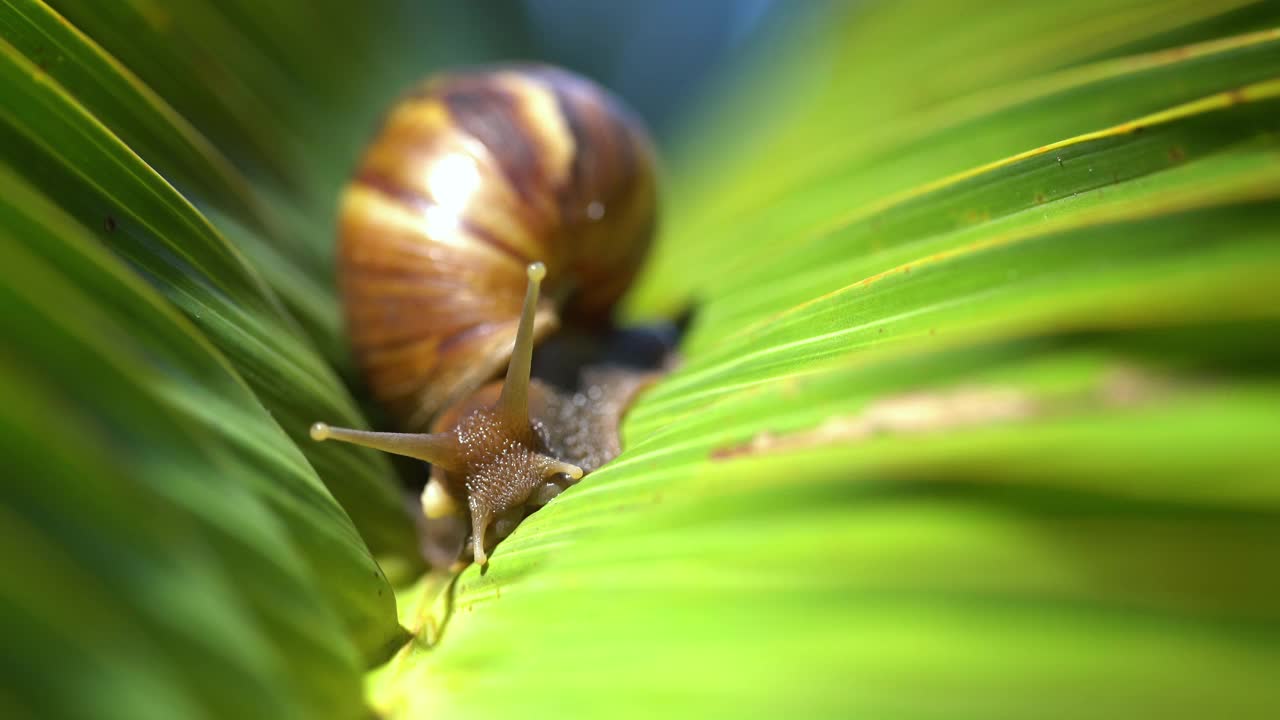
[338,64,657,431]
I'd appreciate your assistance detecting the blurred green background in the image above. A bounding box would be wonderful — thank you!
[2,1,1279,719]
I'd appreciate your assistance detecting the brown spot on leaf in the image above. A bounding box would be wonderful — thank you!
[1168,146,1186,164]
[104,216,117,233]
[711,366,1175,462]
[1034,192,1047,204]
[713,385,1037,461]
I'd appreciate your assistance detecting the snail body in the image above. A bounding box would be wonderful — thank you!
[313,65,661,565]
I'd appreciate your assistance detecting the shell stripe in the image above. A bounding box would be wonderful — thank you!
[351,168,531,265]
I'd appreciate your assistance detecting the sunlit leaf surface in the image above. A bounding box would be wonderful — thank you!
[374,2,1280,719]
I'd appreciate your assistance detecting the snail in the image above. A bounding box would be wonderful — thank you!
[310,64,664,566]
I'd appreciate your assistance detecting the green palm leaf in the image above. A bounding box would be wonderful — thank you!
[2,1,1277,719]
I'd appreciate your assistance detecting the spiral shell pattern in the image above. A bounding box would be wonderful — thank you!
[339,65,658,430]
